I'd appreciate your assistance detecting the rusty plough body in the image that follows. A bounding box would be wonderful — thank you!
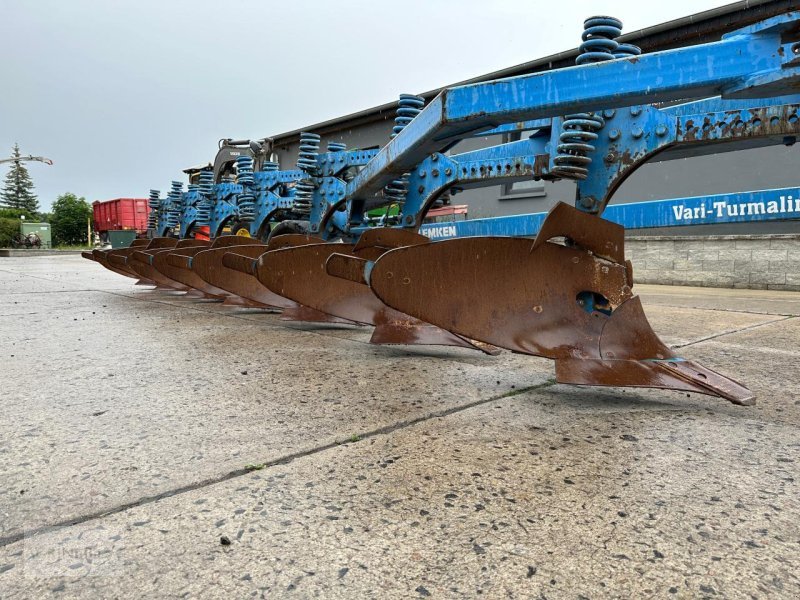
[85,12,800,404]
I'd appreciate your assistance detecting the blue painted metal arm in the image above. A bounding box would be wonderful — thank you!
[399,98,799,227]
[463,93,800,142]
[317,95,800,235]
[317,137,550,233]
[469,119,552,138]
[577,99,800,212]
[660,94,800,117]
[346,14,800,202]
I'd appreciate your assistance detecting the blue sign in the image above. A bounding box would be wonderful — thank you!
[419,187,800,239]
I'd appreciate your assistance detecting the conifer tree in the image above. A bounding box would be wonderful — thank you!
[1,143,39,214]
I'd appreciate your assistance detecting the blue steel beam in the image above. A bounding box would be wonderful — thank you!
[577,101,800,212]
[661,94,800,117]
[464,94,800,142]
[331,99,800,233]
[346,13,800,204]
[318,138,550,235]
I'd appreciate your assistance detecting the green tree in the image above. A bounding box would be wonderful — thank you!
[0,207,30,220]
[0,218,19,247]
[0,208,26,247]
[51,193,92,246]
[1,144,39,214]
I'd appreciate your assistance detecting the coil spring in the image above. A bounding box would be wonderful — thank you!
[552,113,605,180]
[615,42,641,58]
[553,16,631,180]
[576,16,621,65]
[385,94,425,203]
[294,132,320,216]
[193,171,214,225]
[327,142,346,152]
[164,181,183,228]
[236,156,256,222]
[194,200,210,226]
[236,156,255,185]
[293,180,314,216]
[297,132,321,173]
[392,94,425,138]
[261,161,279,172]
[198,170,214,196]
[147,189,160,227]
[196,195,211,224]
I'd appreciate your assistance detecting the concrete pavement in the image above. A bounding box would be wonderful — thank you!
[1,255,798,598]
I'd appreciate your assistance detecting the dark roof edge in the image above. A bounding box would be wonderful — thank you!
[271,0,791,144]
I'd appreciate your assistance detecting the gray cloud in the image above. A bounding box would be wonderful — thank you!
[0,0,732,210]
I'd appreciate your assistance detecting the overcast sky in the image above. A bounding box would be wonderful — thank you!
[2,0,735,211]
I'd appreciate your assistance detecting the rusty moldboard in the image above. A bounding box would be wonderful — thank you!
[193,244,288,309]
[218,250,353,322]
[159,245,230,299]
[92,249,139,280]
[259,237,499,353]
[151,247,218,298]
[129,239,207,290]
[103,238,179,283]
[366,203,754,405]
[130,249,190,290]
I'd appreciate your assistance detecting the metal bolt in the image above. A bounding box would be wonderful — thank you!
[605,152,616,164]
[630,106,642,116]
[418,185,425,193]
[420,171,426,178]
[404,215,414,225]
[431,154,439,162]
[631,127,644,139]
[445,168,452,176]
[432,169,439,177]
[608,129,620,140]
[602,109,616,119]
[579,195,596,209]
[655,124,668,137]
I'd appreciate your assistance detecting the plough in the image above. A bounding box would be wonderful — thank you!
[85,11,800,405]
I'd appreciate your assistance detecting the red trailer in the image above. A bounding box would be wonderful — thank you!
[93,198,150,236]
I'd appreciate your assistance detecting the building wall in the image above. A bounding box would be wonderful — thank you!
[627,234,800,291]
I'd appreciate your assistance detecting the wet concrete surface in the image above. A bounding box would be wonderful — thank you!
[1,255,799,598]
